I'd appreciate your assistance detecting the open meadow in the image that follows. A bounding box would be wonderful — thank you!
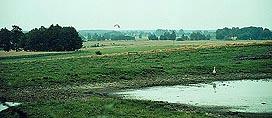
[1,40,272,117]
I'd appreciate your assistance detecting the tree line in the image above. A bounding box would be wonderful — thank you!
[0,25,83,51]
[148,30,210,41]
[148,30,177,40]
[87,31,135,41]
[216,26,272,40]
[148,26,272,41]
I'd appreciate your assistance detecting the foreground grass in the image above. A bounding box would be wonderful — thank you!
[0,40,272,118]
[1,96,211,118]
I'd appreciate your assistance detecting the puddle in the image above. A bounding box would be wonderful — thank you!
[0,102,21,112]
[116,79,272,113]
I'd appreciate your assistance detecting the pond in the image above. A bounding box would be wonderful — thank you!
[116,79,272,113]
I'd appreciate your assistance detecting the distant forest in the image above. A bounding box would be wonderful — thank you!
[0,25,83,52]
[81,26,272,41]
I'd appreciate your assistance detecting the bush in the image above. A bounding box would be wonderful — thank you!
[95,51,102,55]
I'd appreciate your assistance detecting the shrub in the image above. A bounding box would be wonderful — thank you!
[95,51,102,55]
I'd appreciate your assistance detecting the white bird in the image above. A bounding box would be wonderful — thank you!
[212,66,216,75]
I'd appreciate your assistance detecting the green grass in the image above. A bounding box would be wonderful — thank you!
[1,40,272,118]
[3,96,208,118]
[0,40,268,63]
[1,43,271,88]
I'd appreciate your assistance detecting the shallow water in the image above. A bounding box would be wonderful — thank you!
[0,102,21,112]
[116,79,272,113]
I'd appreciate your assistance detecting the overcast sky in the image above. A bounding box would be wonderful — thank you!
[0,0,271,30]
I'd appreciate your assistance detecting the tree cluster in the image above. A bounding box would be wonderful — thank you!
[155,29,169,36]
[159,31,176,40]
[155,29,185,37]
[0,25,83,51]
[189,32,210,40]
[89,31,135,41]
[148,33,158,40]
[216,26,272,40]
[0,26,24,51]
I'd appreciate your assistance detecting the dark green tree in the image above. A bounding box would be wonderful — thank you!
[138,33,143,38]
[148,33,158,40]
[261,28,272,39]
[24,28,44,51]
[216,27,232,39]
[216,26,272,40]
[10,25,24,51]
[155,29,168,36]
[170,31,176,40]
[23,24,82,51]
[159,32,170,40]
[0,28,12,51]
[177,29,184,36]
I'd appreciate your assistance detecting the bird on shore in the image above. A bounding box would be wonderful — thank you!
[212,66,216,75]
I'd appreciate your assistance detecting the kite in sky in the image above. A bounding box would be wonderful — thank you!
[114,24,120,28]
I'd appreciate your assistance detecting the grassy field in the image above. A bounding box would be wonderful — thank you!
[0,40,272,117]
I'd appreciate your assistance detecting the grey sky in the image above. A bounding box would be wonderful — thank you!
[0,0,271,30]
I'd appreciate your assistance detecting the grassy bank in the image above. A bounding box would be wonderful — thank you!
[1,41,271,88]
[1,96,212,118]
[1,40,272,118]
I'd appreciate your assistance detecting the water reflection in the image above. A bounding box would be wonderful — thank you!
[212,83,216,93]
[116,79,272,113]
[0,102,21,112]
